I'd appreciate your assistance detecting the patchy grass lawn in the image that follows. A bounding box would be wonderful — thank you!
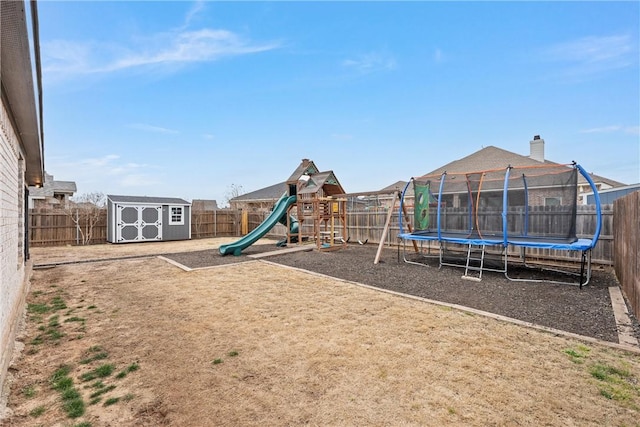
[3,238,640,426]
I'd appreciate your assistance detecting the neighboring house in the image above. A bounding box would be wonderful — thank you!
[1,0,45,398]
[28,171,77,209]
[383,136,626,205]
[583,184,640,205]
[191,199,219,211]
[229,182,288,212]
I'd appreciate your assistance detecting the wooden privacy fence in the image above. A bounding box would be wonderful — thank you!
[29,205,614,266]
[613,191,639,318]
[191,210,241,239]
[29,209,242,246]
[249,204,613,265]
[29,209,108,246]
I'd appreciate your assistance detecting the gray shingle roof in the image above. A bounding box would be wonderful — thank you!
[423,146,553,176]
[383,145,627,189]
[107,195,190,205]
[29,172,77,198]
[379,180,409,193]
[231,182,287,202]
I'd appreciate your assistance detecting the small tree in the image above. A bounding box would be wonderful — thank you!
[66,192,106,245]
[224,184,245,208]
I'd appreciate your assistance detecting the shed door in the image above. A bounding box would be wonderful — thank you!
[116,205,163,243]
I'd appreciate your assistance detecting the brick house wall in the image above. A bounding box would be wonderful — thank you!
[0,101,29,387]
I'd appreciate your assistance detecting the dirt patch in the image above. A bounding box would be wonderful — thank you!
[4,238,640,426]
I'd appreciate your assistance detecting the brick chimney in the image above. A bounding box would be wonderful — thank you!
[529,135,545,162]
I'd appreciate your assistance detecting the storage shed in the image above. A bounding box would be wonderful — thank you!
[107,195,191,243]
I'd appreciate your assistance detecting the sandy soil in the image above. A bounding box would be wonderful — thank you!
[3,238,640,426]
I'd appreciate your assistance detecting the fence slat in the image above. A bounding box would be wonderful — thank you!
[613,191,640,318]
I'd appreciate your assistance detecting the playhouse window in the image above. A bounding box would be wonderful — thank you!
[170,206,184,225]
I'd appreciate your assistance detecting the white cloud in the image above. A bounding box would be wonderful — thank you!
[580,125,640,135]
[105,29,278,72]
[433,48,443,63]
[119,173,161,188]
[47,153,160,193]
[183,0,206,29]
[42,7,280,81]
[128,123,179,134]
[539,34,637,80]
[342,51,396,73]
[80,154,120,167]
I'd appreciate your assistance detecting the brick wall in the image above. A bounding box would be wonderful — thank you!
[0,101,29,390]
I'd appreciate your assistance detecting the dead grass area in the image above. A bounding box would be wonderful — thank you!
[4,238,640,426]
[28,237,273,265]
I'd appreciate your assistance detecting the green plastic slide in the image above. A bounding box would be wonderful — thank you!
[219,193,297,256]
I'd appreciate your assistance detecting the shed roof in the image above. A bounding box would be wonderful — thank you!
[107,195,190,205]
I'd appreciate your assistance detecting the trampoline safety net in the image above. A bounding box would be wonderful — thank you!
[412,164,579,243]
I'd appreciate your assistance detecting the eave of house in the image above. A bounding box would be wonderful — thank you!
[1,1,44,187]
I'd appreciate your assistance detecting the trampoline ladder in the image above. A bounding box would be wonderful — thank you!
[462,244,485,282]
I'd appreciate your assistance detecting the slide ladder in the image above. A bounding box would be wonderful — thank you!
[462,244,486,282]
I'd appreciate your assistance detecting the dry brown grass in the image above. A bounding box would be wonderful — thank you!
[4,238,640,426]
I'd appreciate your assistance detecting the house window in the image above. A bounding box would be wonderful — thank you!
[169,206,184,225]
[544,197,562,207]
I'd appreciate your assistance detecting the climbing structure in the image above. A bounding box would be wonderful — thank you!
[284,159,348,251]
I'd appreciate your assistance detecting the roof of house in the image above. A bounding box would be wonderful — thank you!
[29,172,77,199]
[384,145,626,190]
[379,180,409,193]
[2,1,44,186]
[192,199,219,210]
[107,195,190,205]
[231,182,288,202]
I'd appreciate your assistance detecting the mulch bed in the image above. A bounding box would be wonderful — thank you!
[162,241,640,344]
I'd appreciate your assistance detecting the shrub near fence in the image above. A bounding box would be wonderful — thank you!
[613,191,640,318]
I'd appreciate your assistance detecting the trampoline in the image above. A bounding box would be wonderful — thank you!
[398,163,602,287]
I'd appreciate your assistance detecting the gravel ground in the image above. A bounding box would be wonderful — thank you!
[162,241,640,344]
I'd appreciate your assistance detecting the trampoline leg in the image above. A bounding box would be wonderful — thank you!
[579,251,586,289]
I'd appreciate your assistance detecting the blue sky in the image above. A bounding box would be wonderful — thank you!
[38,1,639,205]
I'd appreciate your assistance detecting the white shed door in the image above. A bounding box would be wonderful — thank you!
[116,205,163,243]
